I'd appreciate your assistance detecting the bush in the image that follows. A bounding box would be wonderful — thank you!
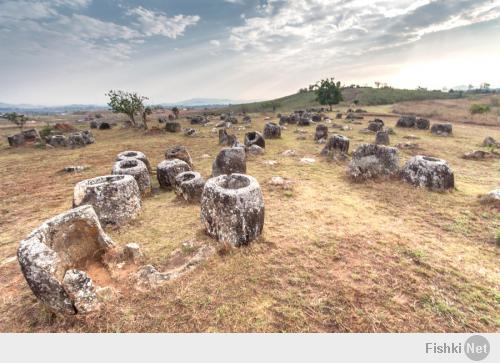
[470,104,490,115]
[39,125,53,139]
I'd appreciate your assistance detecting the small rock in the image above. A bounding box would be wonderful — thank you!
[124,243,143,264]
[281,149,297,157]
[300,157,315,164]
[63,165,88,173]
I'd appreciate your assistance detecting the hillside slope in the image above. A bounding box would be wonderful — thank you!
[225,87,459,113]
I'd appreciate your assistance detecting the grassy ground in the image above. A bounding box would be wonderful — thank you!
[0,108,498,332]
[393,95,500,127]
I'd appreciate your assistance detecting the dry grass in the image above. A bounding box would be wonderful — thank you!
[0,109,499,332]
[392,94,500,127]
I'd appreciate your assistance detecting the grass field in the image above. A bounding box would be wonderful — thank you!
[0,107,498,332]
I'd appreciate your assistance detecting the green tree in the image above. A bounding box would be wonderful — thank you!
[3,112,28,130]
[106,90,148,128]
[314,77,343,111]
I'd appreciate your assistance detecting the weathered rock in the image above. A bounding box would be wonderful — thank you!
[116,150,151,173]
[431,123,452,136]
[227,116,238,124]
[321,135,350,156]
[348,144,400,181]
[212,147,246,177]
[415,118,430,130]
[90,120,98,129]
[263,122,281,139]
[63,165,88,173]
[184,128,197,137]
[396,116,416,128]
[98,122,111,130]
[123,243,143,264]
[73,175,141,225]
[368,119,384,132]
[462,150,499,160]
[314,124,328,142]
[300,157,316,164]
[479,189,500,205]
[165,145,193,167]
[401,155,454,190]
[336,113,342,119]
[175,171,205,202]
[298,117,311,126]
[242,115,251,124]
[395,142,419,150]
[312,114,322,122]
[7,133,26,147]
[69,133,87,148]
[375,130,390,145]
[482,136,500,147]
[62,269,99,314]
[112,159,151,195]
[346,113,363,120]
[157,159,192,190]
[190,115,208,125]
[246,144,265,155]
[17,205,114,315]
[47,134,68,147]
[165,121,181,133]
[201,174,264,246]
[244,131,265,148]
[218,129,238,146]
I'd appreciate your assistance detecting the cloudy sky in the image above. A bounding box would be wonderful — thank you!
[1,0,499,105]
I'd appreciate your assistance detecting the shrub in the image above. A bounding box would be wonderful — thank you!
[39,125,53,139]
[470,104,490,115]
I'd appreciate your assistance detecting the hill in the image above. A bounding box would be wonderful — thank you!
[224,87,462,113]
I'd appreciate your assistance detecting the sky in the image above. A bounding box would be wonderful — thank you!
[0,0,499,105]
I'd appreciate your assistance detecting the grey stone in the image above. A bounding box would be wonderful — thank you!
[165,121,181,132]
[62,269,99,314]
[175,171,205,202]
[375,130,390,145]
[431,123,452,136]
[314,124,328,142]
[415,118,430,130]
[321,134,350,156]
[157,159,192,190]
[245,131,265,148]
[165,145,193,167]
[396,116,416,128]
[112,159,151,196]
[212,147,246,177]
[73,175,141,226]
[201,174,265,246]
[116,150,151,173]
[246,144,265,155]
[263,122,281,139]
[17,205,114,315]
[348,144,399,181]
[401,155,454,190]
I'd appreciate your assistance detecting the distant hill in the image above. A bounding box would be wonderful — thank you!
[223,87,462,113]
[162,98,259,108]
[0,102,106,115]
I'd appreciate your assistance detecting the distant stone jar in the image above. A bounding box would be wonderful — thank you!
[401,155,454,190]
[263,122,281,139]
[175,171,205,202]
[212,147,246,177]
[415,118,430,130]
[396,116,416,128]
[431,123,453,136]
[314,124,328,142]
[165,145,193,167]
[116,150,151,173]
[321,134,350,156]
[201,174,265,246]
[375,130,390,145]
[73,175,141,226]
[245,131,266,148]
[347,144,400,181]
[165,121,181,133]
[112,159,151,195]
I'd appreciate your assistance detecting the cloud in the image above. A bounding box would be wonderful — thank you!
[210,39,221,47]
[127,6,200,39]
[229,0,500,61]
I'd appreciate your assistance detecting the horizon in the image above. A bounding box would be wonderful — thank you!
[1,0,500,105]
